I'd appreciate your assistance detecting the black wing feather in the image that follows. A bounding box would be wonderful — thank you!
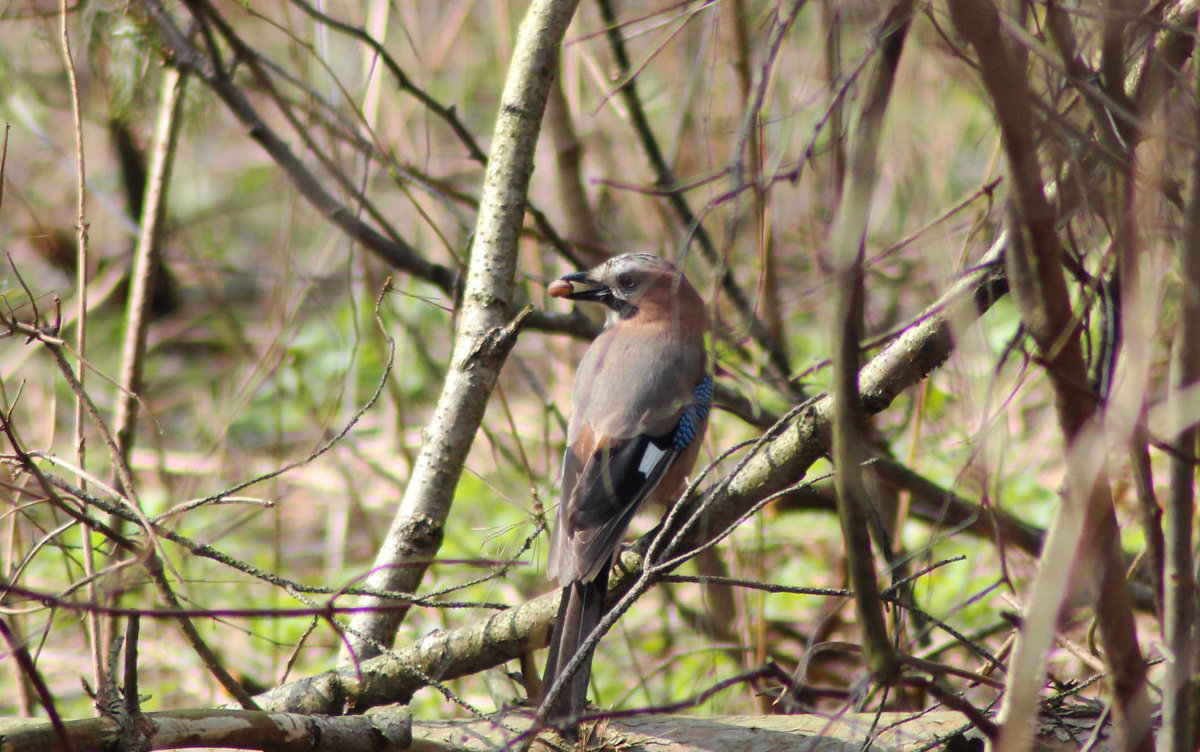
[566,432,678,582]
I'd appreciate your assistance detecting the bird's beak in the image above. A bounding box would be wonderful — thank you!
[548,271,611,302]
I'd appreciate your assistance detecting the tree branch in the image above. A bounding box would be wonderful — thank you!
[338,0,581,661]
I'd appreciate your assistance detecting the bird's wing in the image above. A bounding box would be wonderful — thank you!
[554,428,680,584]
[549,375,712,585]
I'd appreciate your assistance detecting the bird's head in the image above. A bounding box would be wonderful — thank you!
[547,253,691,320]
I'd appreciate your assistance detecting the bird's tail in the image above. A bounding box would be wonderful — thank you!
[539,568,609,723]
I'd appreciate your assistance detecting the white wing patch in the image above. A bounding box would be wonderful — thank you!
[637,443,668,476]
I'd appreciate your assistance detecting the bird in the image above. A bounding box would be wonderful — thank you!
[539,252,712,724]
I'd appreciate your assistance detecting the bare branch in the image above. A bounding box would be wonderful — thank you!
[111,68,187,470]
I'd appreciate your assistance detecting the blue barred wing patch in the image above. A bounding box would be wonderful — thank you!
[673,376,713,451]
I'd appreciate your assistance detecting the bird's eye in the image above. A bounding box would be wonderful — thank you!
[616,273,636,290]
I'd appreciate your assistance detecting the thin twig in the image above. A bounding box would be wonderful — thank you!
[59,0,112,715]
[111,67,188,471]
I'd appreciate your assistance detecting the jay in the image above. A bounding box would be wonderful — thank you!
[541,252,712,722]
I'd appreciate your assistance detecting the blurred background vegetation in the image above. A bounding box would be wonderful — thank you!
[0,0,1194,744]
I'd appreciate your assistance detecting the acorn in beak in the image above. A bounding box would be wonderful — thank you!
[547,272,611,302]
